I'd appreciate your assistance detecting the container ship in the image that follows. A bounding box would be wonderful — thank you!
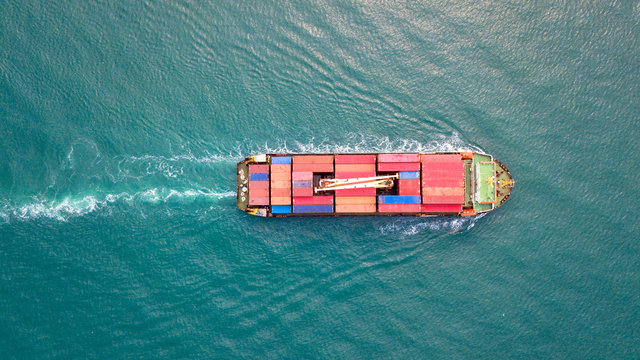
[237,152,513,217]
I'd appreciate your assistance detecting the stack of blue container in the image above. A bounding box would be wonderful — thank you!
[378,195,421,204]
[377,194,422,212]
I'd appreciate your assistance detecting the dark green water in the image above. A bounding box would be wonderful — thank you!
[1,1,639,358]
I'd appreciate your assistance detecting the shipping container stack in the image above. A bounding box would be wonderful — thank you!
[420,154,465,213]
[334,154,377,213]
[292,155,334,213]
[377,153,422,212]
[270,156,292,214]
[248,164,269,206]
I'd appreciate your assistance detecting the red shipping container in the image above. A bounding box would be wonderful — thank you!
[420,154,461,162]
[270,197,291,205]
[248,188,269,197]
[422,195,465,204]
[292,155,334,164]
[422,187,465,196]
[334,164,376,173]
[292,163,334,172]
[335,171,376,179]
[292,187,313,197]
[271,172,291,181]
[249,196,269,205]
[334,154,376,164]
[421,179,464,187]
[249,180,269,190]
[399,179,420,195]
[421,204,462,213]
[270,180,291,189]
[421,161,463,171]
[292,172,313,180]
[249,164,270,173]
[335,196,377,205]
[378,204,421,212]
[335,204,377,213]
[270,164,291,173]
[271,188,291,197]
[378,153,420,163]
[335,188,376,196]
[421,169,463,179]
[378,162,420,171]
[293,196,334,205]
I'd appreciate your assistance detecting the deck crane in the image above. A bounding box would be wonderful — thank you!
[314,174,398,193]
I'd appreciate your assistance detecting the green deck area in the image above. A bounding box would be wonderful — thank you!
[472,154,496,212]
[477,162,496,203]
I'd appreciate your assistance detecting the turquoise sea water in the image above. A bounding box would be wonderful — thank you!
[1,1,639,358]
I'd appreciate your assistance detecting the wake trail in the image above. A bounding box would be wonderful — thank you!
[0,145,242,223]
[0,188,236,223]
[378,213,487,237]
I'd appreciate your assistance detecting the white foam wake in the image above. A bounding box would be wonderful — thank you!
[122,152,244,164]
[0,188,235,223]
[378,213,486,236]
[115,151,245,180]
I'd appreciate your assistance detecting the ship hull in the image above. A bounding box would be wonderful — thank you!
[237,152,513,217]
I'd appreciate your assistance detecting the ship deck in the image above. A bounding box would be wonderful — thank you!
[237,152,513,217]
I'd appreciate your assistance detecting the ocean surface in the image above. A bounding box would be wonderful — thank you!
[1,1,639,358]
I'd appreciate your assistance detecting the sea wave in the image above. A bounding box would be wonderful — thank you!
[251,132,483,155]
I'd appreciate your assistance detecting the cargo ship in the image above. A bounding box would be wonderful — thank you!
[237,152,514,217]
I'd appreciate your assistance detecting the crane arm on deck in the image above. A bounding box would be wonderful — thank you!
[314,174,398,193]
